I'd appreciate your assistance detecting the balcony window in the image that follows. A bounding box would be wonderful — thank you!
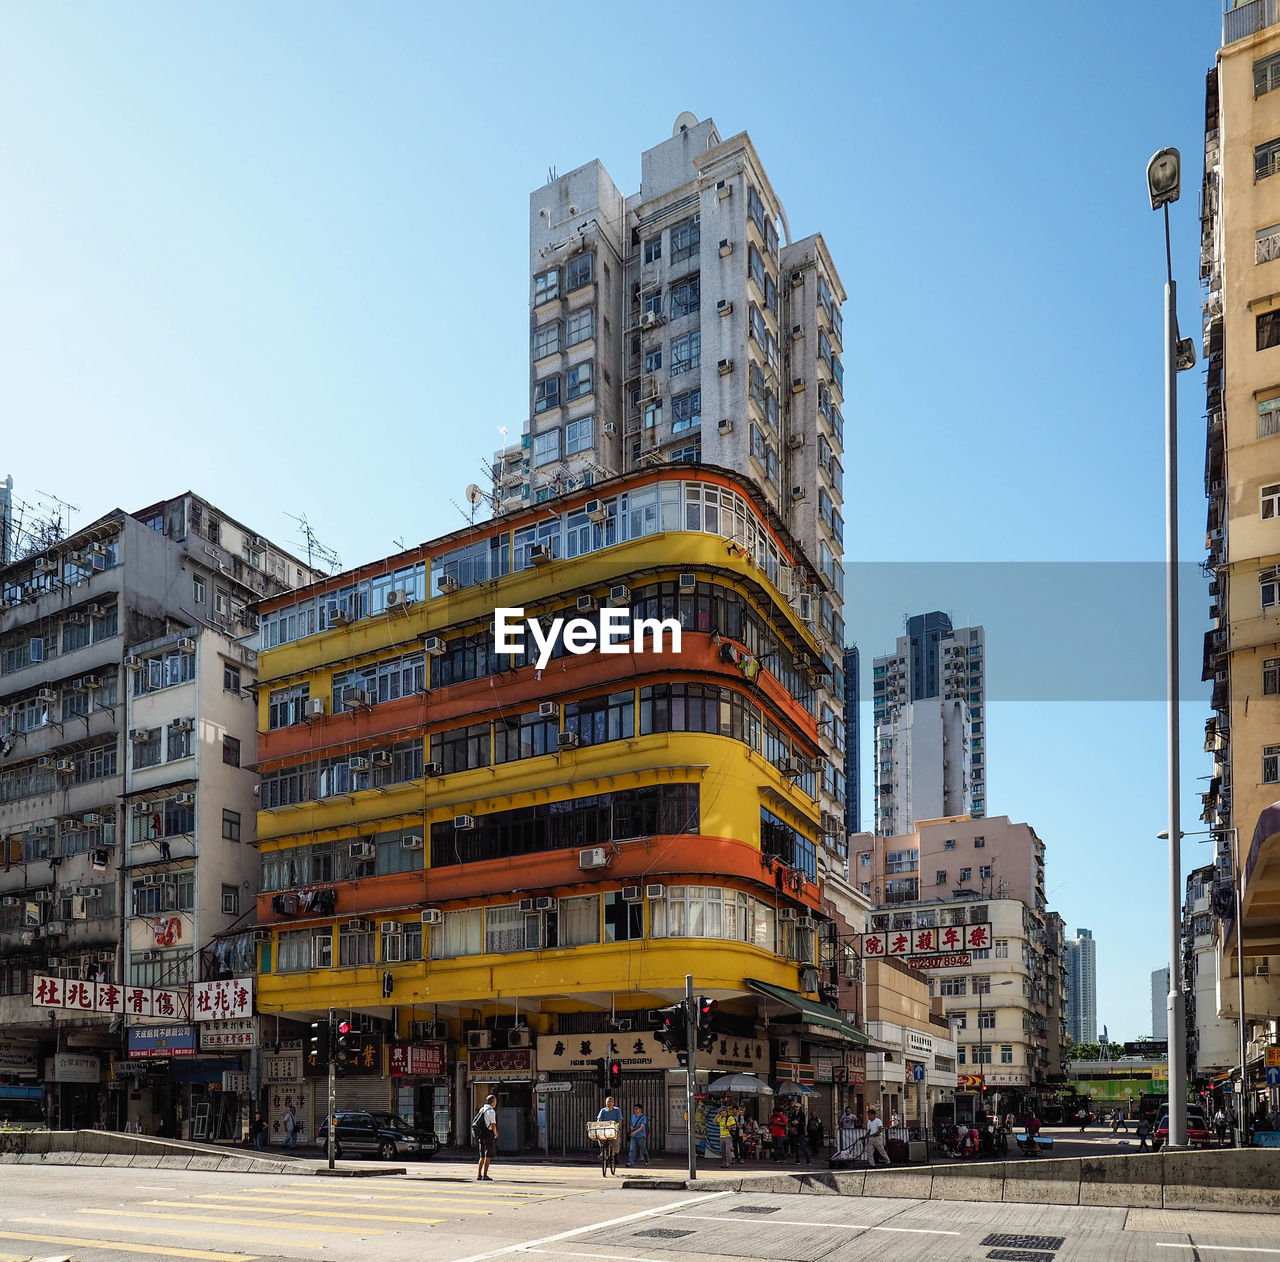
[533,375,560,415]
[1257,52,1280,96]
[566,253,593,292]
[566,308,594,346]
[1258,223,1280,265]
[1259,310,1280,350]
[670,215,700,264]
[1257,138,1280,182]
[534,268,559,305]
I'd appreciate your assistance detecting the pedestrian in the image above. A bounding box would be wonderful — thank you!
[889,1109,901,1130]
[1078,1108,1089,1133]
[730,1107,746,1163]
[1136,1114,1152,1151]
[597,1095,624,1170]
[866,1106,890,1166]
[769,1106,788,1162]
[1213,1105,1229,1147]
[627,1103,650,1168]
[250,1110,266,1152]
[790,1110,811,1165]
[716,1102,737,1167]
[283,1105,297,1148]
[1116,1109,1128,1134]
[474,1092,498,1181]
[806,1112,823,1157]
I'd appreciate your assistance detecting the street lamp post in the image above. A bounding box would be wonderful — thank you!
[1148,147,1196,1150]
[976,980,1014,1116]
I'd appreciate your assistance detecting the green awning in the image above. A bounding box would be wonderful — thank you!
[746,978,870,1045]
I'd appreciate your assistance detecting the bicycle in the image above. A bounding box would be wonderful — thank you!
[587,1120,619,1177]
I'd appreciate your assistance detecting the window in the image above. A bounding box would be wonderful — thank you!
[670,275,700,320]
[566,361,593,400]
[858,852,871,868]
[532,428,560,467]
[644,400,662,430]
[338,924,376,967]
[566,253,593,292]
[979,864,991,879]
[603,891,643,941]
[133,729,161,769]
[936,869,947,885]
[1261,311,1280,351]
[973,835,985,848]
[944,838,955,851]
[1264,569,1279,609]
[994,938,1009,959]
[533,322,560,360]
[957,1046,966,1065]
[429,907,483,959]
[1258,52,1280,96]
[565,417,593,455]
[222,809,241,842]
[565,308,594,346]
[167,725,193,761]
[223,736,241,767]
[269,683,310,729]
[1264,745,1280,784]
[222,884,239,915]
[670,332,700,376]
[645,347,662,374]
[1265,658,1280,695]
[1264,485,1280,520]
[670,215,699,264]
[643,235,662,264]
[1259,224,1280,266]
[533,375,561,414]
[534,268,559,304]
[959,867,972,882]
[193,575,206,604]
[1000,1045,1014,1065]
[223,663,241,693]
[977,1009,996,1029]
[671,388,700,434]
[940,976,967,997]
[971,1044,992,1065]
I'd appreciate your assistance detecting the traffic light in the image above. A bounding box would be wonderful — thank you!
[308,1020,329,1068]
[696,995,718,1052]
[594,1057,608,1089]
[334,1019,355,1076]
[654,1002,689,1055]
[608,1059,622,1090]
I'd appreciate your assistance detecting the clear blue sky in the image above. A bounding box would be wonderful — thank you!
[0,1,1223,1039]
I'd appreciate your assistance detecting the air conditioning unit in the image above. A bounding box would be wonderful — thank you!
[380,920,402,935]
[342,687,370,709]
[576,593,598,613]
[326,603,351,626]
[718,238,733,257]
[791,377,804,393]
[86,603,105,618]
[401,834,423,851]
[174,792,195,806]
[787,433,806,450]
[36,756,54,770]
[535,896,557,911]
[371,750,393,768]
[717,357,734,376]
[454,815,475,830]
[34,556,57,575]
[640,311,659,329]
[437,574,459,594]
[556,730,580,750]
[347,918,374,932]
[82,812,102,827]
[348,756,371,773]
[622,885,642,902]
[643,884,666,900]
[717,298,733,317]
[791,323,803,340]
[796,916,817,930]
[529,544,552,564]
[177,637,196,654]
[425,761,443,777]
[143,950,160,962]
[349,842,375,860]
[790,269,804,286]
[609,584,631,606]
[170,717,194,732]
[0,705,8,718]
[80,674,101,690]
[538,701,558,718]
[421,908,443,926]
[715,179,730,199]
[678,573,697,592]
[95,950,114,962]
[60,819,81,835]
[579,846,609,870]
[78,886,101,898]
[36,688,58,705]
[603,422,617,436]
[717,418,733,435]
[519,897,536,912]
[125,655,143,671]
[128,729,149,743]
[55,759,75,774]
[467,1029,492,1050]
[384,588,410,610]
[0,896,17,908]
[779,907,797,922]
[791,486,806,501]
[142,875,162,888]
[507,1028,532,1048]
[585,499,609,524]
[305,697,326,719]
[423,635,446,656]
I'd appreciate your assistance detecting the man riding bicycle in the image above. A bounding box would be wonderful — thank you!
[597,1095,623,1163]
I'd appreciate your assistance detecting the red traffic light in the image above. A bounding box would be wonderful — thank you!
[337,1020,352,1035]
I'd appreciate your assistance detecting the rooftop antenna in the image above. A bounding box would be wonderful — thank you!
[284,512,341,577]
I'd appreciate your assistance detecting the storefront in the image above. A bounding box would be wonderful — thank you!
[125,1023,198,1137]
[264,1039,312,1145]
[467,1047,534,1154]
[44,1052,102,1131]
[390,1041,451,1142]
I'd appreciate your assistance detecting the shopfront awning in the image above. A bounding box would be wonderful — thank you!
[746,978,870,1045]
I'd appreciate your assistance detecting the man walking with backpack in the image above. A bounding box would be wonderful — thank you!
[473,1093,498,1181]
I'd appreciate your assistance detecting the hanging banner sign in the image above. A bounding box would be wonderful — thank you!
[861,924,991,959]
[30,975,186,1019]
[127,1024,198,1059]
[192,978,254,1022]
[199,1018,259,1050]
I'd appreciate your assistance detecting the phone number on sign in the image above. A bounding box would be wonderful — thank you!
[906,953,972,970]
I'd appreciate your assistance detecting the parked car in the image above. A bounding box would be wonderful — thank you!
[1153,1107,1213,1151]
[315,1111,440,1160]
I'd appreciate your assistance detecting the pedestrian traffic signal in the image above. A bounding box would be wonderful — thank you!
[608,1059,622,1090]
[308,1020,329,1067]
[696,995,718,1052]
[334,1019,355,1077]
[594,1057,608,1089]
[654,1001,689,1054]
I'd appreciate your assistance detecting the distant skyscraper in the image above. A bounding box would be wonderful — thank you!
[872,612,985,834]
[1065,928,1097,1046]
[1151,968,1169,1041]
[843,645,860,836]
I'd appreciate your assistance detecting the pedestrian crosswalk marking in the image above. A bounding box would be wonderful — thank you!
[143,1198,446,1225]
[0,1228,256,1260]
[240,1182,557,1199]
[202,1189,562,1211]
[66,1207,382,1236]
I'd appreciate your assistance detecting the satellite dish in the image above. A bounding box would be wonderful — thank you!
[465,484,485,506]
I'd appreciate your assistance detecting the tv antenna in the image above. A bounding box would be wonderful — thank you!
[284,512,341,577]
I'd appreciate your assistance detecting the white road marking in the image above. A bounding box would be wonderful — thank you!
[133,1186,176,1191]
[1157,1247,1280,1255]
[671,1212,960,1236]
[449,1190,733,1262]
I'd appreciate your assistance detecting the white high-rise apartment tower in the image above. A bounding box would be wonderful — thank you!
[872,612,985,835]
[1065,927,1098,1047]
[496,114,849,871]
